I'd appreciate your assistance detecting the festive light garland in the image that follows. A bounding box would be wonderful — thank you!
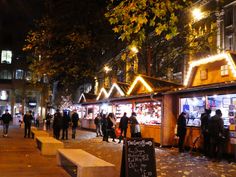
[96,87,109,100]
[127,76,153,95]
[184,52,236,86]
[107,83,125,97]
[78,93,86,103]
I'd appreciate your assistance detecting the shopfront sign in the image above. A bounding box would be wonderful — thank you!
[120,138,156,177]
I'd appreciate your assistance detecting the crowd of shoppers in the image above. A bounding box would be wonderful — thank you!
[177,109,226,161]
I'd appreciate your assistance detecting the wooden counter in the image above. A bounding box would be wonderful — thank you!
[81,119,96,130]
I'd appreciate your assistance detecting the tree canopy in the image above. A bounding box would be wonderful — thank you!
[23,0,119,101]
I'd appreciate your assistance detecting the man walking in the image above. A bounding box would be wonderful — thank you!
[23,110,34,138]
[2,109,13,137]
[71,110,79,139]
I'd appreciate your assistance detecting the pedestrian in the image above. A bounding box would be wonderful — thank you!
[200,108,211,156]
[177,112,187,153]
[130,112,141,138]
[71,110,79,139]
[208,109,225,161]
[94,113,102,137]
[45,112,52,130]
[118,112,128,143]
[101,114,108,142]
[107,113,116,142]
[53,109,63,140]
[23,110,34,138]
[35,114,40,128]
[62,112,70,140]
[1,109,13,137]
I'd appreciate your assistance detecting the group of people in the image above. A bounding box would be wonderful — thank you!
[52,109,79,140]
[177,109,225,160]
[94,111,141,143]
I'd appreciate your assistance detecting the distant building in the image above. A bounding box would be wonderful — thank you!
[0,49,49,124]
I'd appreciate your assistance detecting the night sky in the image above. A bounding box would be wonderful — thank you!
[0,0,43,52]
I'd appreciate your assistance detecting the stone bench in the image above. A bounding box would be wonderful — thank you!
[36,137,64,155]
[31,129,49,139]
[56,149,115,177]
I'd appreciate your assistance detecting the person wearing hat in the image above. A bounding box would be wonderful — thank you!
[1,109,13,137]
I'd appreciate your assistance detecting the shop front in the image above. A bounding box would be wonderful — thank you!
[174,52,236,152]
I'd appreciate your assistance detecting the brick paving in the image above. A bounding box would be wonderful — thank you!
[1,125,236,177]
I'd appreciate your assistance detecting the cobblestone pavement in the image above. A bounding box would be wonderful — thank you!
[1,125,236,177]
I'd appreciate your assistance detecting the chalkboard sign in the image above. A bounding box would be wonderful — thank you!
[120,138,157,177]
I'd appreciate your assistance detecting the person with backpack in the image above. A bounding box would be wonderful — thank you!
[208,109,225,160]
[200,109,211,156]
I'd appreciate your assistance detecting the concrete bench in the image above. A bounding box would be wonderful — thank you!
[31,129,49,139]
[57,149,115,177]
[36,137,64,155]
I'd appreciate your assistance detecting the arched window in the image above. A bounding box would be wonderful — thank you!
[0,70,12,80]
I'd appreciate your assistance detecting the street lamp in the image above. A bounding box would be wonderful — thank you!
[192,8,204,22]
[130,46,139,54]
[104,65,111,73]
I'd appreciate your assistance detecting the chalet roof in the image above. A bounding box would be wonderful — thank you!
[96,87,109,100]
[184,52,236,86]
[107,82,130,98]
[78,93,97,103]
[127,75,180,95]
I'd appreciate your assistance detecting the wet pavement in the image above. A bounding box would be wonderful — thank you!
[1,125,236,177]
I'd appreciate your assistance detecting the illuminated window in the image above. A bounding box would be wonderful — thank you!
[1,50,12,64]
[226,35,233,51]
[15,69,24,79]
[221,65,229,76]
[0,70,12,79]
[25,71,32,81]
[200,69,207,80]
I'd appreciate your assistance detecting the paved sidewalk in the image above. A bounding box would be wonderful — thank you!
[1,125,236,177]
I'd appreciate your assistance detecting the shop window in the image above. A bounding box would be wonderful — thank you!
[180,97,205,126]
[135,102,162,125]
[200,69,208,80]
[225,7,233,27]
[15,69,24,79]
[1,50,12,64]
[221,65,229,76]
[25,71,32,81]
[225,35,233,51]
[0,70,12,80]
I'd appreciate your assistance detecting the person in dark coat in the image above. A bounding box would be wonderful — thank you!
[101,114,108,142]
[200,109,211,156]
[71,110,79,139]
[53,109,63,140]
[130,112,141,138]
[118,112,129,143]
[208,109,224,160]
[23,110,34,138]
[62,112,70,140]
[45,113,52,130]
[177,112,187,152]
[1,109,13,137]
[94,113,102,137]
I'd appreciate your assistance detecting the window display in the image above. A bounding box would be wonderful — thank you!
[180,97,205,126]
[135,102,162,125]
[180,94,236,127]
[115,104,132,121]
